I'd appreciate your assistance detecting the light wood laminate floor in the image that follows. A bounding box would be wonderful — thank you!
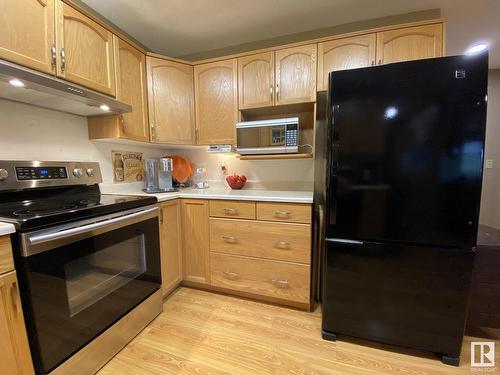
[99,287,499,374]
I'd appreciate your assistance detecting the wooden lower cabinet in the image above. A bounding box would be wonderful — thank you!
[181,199,210,284]
[210,218,310,264]
[0,270,34,375]
[210,252,310,305]
[159,200,182,296]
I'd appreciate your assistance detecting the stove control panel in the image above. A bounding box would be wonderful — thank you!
[16,166,68,180]
[0,161,102,191]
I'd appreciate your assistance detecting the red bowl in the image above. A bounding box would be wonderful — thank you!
[226,177,246,189]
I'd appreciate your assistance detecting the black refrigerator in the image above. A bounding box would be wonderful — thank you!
[320,53,488,366]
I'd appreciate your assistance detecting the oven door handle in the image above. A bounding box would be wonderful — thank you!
[21,206,159,256]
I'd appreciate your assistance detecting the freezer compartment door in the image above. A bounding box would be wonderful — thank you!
[322,239,473,357]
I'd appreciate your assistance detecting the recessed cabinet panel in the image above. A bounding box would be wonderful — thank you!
[376,24,443,65]
[238,52,275,109]
[275,44,317,105]
[317,34,376,91]
[56,1,115,95]
[0,0,55,74]
[114,37,149,141]
[147,57,195,144]
[194,59,238,145]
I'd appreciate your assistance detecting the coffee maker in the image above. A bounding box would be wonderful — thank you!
[143,157,177,193]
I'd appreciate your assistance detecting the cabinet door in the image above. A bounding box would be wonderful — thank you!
[0,0,55,74]
[160,200,182,296]
[194,59,238,145]
[55,1,115,95]
[376,24,443,65]
[275,44,317,105]
[114,36,149,141]
[317,34,376,91]
[147,57,195,144]
[238,52,274,109]
[0,271,34,375]
[181,199,210,284]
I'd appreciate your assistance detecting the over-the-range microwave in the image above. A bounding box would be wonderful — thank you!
[236,117,299,155]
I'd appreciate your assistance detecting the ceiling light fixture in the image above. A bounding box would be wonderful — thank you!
[9,78,25,87]
[465,43,488,55]
[99,104,110,111]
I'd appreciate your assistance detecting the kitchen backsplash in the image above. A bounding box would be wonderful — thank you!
[0,99,314,191]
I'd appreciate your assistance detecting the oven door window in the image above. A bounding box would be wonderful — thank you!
[18,217,160,373]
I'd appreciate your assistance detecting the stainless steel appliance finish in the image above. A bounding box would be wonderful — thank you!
[0,160,102,191]
[20,205,159,256]
[236,117,299,155]
[143,157,177,193]
[0,58,131,116]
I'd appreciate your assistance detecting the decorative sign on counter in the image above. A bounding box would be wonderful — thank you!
[112,151,144,183]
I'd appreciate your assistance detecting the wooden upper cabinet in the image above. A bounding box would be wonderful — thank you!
[55,1,115,95]
[275,44,317,105]
[0,271,35,375]
[0,0,55,74]
[238,52,275,109]
[317,34,376,91]
[147,57,195,144]
[194,59,238,145]
[181,199,210,285]
[114,36,148,141]
[376,23,443,65]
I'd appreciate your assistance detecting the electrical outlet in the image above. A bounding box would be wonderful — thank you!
[485,159,493,169]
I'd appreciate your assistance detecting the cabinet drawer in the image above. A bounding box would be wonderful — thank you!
[210,253,310,303]
[256,202,311,223]
[210,218,310,264]
[209,200,256,219]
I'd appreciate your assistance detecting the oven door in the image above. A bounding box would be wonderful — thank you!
[16,205,161,374]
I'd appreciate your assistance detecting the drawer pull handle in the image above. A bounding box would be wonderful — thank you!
[274,241,290,249]
[223,271,240,280]
[223,208,238,215]
[222,235,238,243]
[272,279,289,288]
[274,211,291,219]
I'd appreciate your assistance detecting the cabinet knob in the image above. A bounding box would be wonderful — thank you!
[378,59,382,65]
[51,44,57,68]
[272,279,289,289]
[60,48,66,72]
[222,235,238,243]
[273,210,291,219]
[274,240,290,249]
[223,207,238,215]
[223,271,240,280]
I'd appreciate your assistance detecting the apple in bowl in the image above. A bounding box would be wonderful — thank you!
[226,174,247,189]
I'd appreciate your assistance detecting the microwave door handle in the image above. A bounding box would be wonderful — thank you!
[21,206,159,256]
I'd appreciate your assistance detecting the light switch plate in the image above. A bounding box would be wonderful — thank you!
[485,159,493,169]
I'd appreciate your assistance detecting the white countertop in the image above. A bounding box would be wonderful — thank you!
[100,183,313,204]
[0,222,16,236]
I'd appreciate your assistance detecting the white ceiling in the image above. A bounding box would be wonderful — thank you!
[81,0,500,68]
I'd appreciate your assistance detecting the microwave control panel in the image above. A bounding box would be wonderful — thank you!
[285,124,298,146]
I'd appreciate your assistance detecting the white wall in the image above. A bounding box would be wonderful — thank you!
[0,99,167,183]
[0,99,314,189]
[479,69,500,228]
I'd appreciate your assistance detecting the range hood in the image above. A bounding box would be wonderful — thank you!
[0,59,132,116]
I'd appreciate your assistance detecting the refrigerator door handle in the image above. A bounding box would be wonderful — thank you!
[326,238,364,245]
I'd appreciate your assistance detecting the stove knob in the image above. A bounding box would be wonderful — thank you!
[72,168,83,177]
[86,168,95,177]
[0,169,8,181]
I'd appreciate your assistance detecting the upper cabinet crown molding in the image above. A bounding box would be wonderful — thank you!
[0,0,56,74]
[238,52,275,109]
[275,44,317,105]
[317,34,376,91]
[55,0,116,95]
[147,56,196,144]
[194,59,238,145]
[376,23,443,65]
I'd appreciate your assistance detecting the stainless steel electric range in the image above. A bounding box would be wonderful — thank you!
[0,160,162,374]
